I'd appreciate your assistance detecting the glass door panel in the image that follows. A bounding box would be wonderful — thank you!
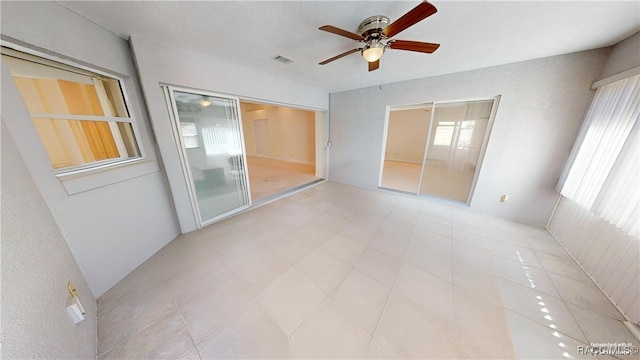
[418,99,494,201]
[169,89,251,225]
[380,106,432,192]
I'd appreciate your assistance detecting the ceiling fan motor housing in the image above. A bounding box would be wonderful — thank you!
[358,15,390,40]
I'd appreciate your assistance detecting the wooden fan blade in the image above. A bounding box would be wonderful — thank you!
[368,59,380,72]
[319,48,361,65]
[382,1,437,39]
[389,40,440,53]
[319,25,364,41]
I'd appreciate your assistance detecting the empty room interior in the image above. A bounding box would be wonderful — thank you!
[2,1,639,359]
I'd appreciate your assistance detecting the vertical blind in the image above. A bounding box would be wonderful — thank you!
[559,74,639,237]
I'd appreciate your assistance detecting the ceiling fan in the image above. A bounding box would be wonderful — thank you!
[318,0,440,71]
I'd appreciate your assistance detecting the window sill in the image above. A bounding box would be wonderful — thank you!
[57,157,160,195]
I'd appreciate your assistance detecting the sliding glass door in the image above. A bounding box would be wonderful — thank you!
[380,105,432,193]
[418,100,494,201]
[165,87,251,226]
[380,98,497,203]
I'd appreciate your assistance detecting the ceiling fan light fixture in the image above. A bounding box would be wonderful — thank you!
[319,1,439,70]
[362,41,385,62]
[200,96,212,107]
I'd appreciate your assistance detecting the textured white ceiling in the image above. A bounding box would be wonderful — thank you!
[57,1,639,93]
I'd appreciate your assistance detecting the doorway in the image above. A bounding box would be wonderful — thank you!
[380,98,497,203]
[164,88,326,228]
[240,101,322,201]
[253,119,271,156]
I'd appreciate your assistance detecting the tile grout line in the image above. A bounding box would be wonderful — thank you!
[97,304,180,359]
[481,213,519,357]
[179,267,260,353]
[339,204,395,347]
[100,183,621,359]
[175,300,203,360]
[492,236,594,345]
[287,296,330,341]
[547,229,633,324]
[366,229,405,349]
[528,241,599,344]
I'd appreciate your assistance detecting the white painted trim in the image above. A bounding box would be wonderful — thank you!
[378,105,392,188]
[29,114,132,122]
[247,154,315,167]
[163,86,202,229]
[56,157,149,180]
[239,95,327,112]
[592,66,640,89]
[314,111,326,179]
[546,193,563,230]
[466,95,501,206]
[417,103,437,195]
[158,82,328,112]
[60,160,159,195]
[236,94,253,210]
[1,41,128,79]
[388,95,506,110]
[164,85,253,228]
[93,78,129,161]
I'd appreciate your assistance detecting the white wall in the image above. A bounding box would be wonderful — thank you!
[329,49,608,226]
[596,31,640,81]
[130,36,328,233]
[1,122,97,359]
[242,106,316,165]
[1,2,180,297]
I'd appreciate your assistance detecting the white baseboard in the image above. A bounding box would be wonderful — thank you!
[247,154,314,166]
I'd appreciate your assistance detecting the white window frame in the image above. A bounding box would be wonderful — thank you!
[1,40,159,195]
[2,45,148,176]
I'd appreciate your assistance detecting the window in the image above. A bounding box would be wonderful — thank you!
[2,48,141,172]
[433,121,455,146]
[180,123,199,148]
[457,120,476,148]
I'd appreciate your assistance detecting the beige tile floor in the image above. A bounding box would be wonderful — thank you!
[380,160,474,202]
[246,156,320,201]
[97,182,639,359]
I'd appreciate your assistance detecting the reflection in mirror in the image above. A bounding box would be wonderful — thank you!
[381,99,495,203]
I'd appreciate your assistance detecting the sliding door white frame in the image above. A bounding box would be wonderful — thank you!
[163,85,252,228]
[465,95,500,205]
[379,95,501,205]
